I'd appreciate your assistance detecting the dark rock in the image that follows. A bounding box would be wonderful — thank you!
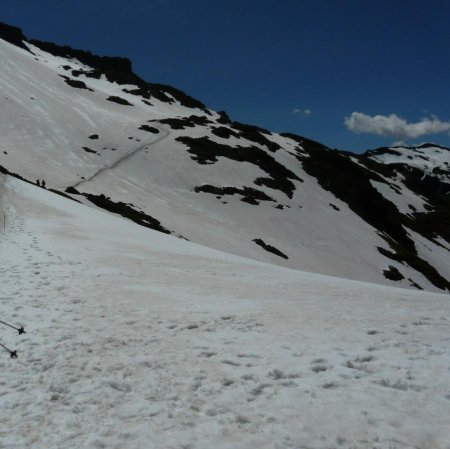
[0,22,30,51]
[60,76,94,91]
[231,121,280,152]
[280,133,328,153]
[151,84,209,112]
[82,147,98,154]
[194,184,275,205]
[253,239,288,259]
[72,69,102,79]
[156,118,192,130]
[106,96,133,106]
[253,175,303,198]
[408,278,423,290]
[378,244,449,291]
[155,115,211,130]
[365,147,403,157]
[101,75,206,109]
[82,193,173,235]
[30,39,135,81]
[65,186,80,195]
[177,136,301,198]
[48,188,81,203]
[211,127,240,139]
[383,266,404,281]
[138,125,159,134]
[217,110,231,124]
[417,143,450,150]
[0,164,34,184]
[123,87,153,100]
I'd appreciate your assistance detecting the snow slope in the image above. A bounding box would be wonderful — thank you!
[366,144,450,185]
[0,24,449,293]
[1,175,450,449]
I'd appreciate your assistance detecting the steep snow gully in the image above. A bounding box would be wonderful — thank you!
[72,127,170,189]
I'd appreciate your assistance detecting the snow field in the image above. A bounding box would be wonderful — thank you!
[1,177,450,449]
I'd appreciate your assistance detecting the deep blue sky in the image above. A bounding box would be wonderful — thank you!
[2,0,450,152]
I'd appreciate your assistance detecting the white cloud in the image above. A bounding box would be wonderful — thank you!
[344,112,450,140]
[292,108,312,117]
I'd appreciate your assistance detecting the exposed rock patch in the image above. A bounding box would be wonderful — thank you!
[0,21,30,52]
[106,96,133,106]
[253,239,288,259]
[383,266,404,281]
[77,192,173,235]
[82,147,98,155]
[153,115,211,130]
[138,125,159,134]
[176,136,301,198]
[59,75,94,91]
[194,185,275,205]
[231,121,280,152]
[211,127,241,139]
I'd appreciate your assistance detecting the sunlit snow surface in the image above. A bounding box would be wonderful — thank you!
[1,177,449,449]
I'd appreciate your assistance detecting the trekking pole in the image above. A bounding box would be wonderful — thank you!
[0,320,25,335]
[0,342,17,358]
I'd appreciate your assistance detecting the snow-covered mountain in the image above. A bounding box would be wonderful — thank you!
[1,22,450,448]
[0,21,449,292]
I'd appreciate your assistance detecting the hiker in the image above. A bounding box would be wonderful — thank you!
[41,180,46,189]
[36,179,40,186]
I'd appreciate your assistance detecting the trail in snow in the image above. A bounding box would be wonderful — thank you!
[72,128,170,189]
[0,175,8,235]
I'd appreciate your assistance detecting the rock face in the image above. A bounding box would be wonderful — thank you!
[0,21,449,292]
[0,22,29,50]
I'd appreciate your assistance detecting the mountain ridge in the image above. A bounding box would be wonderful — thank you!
[0,20,449,292]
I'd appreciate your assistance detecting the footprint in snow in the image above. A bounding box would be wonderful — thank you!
[222,359,241,367]
[237,353,261,359]
[247,383,273,401]
[198,351,216,358]
[311,358,331,373]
